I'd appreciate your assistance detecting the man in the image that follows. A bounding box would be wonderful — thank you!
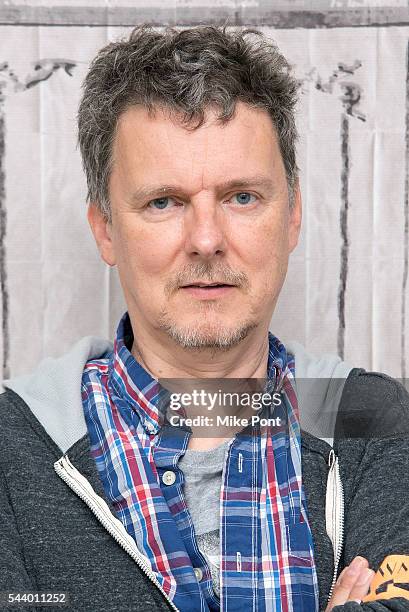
[1,24,409,612]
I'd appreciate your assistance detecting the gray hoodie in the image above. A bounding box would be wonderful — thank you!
[1,336,409,612]
[2,336,352,452]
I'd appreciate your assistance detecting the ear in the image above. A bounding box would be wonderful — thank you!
[87,202,116,266]
[288,180,302,253]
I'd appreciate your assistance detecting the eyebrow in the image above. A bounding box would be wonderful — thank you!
[128,176,276,203]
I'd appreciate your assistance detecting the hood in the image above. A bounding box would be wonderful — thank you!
[286,340,353,445]
[2,336,353,453]
[2,336,113,454]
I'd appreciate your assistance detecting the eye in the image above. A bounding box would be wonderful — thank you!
[232,192,257,205]
[147,196,176,210]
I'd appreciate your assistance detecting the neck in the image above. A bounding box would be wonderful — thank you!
[128,314,273,451]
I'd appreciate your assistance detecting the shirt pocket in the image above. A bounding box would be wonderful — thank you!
[286,518,315,568]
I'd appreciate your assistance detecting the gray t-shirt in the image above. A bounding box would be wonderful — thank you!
[178,439,231,597]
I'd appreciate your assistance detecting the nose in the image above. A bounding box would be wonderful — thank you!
[183,199,226,259]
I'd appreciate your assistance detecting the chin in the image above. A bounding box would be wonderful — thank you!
[158,316,258,351]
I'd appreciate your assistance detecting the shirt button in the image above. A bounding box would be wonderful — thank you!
[162,470,176,486]
[194,567,203,582]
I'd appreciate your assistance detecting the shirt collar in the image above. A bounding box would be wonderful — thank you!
[108,311,291,436]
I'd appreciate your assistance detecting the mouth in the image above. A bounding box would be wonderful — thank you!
[179,282,236,298]
[181,282,234,289]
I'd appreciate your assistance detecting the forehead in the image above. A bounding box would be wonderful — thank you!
[111,102,286,192]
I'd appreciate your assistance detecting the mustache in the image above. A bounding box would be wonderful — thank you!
[165,262,250,294]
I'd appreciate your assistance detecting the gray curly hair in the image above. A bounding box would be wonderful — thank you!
[77,24,300,223]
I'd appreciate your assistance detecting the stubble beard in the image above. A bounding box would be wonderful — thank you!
[157,301,258,352]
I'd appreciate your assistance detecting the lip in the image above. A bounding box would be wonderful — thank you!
[180,284,236,299]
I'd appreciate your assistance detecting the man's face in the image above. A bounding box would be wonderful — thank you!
[88,101,301,351]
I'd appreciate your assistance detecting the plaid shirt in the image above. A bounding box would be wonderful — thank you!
[82,312,319,611]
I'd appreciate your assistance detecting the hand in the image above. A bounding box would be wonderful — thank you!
[325,556,375,611]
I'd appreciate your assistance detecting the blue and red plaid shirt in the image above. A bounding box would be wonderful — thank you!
[81,312,319,611]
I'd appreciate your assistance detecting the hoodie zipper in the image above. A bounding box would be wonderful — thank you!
[54,455,179,612]
[55,450,342,610]
[326,449,345,603]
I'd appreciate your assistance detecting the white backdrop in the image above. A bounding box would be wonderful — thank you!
[1,21,408,379]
